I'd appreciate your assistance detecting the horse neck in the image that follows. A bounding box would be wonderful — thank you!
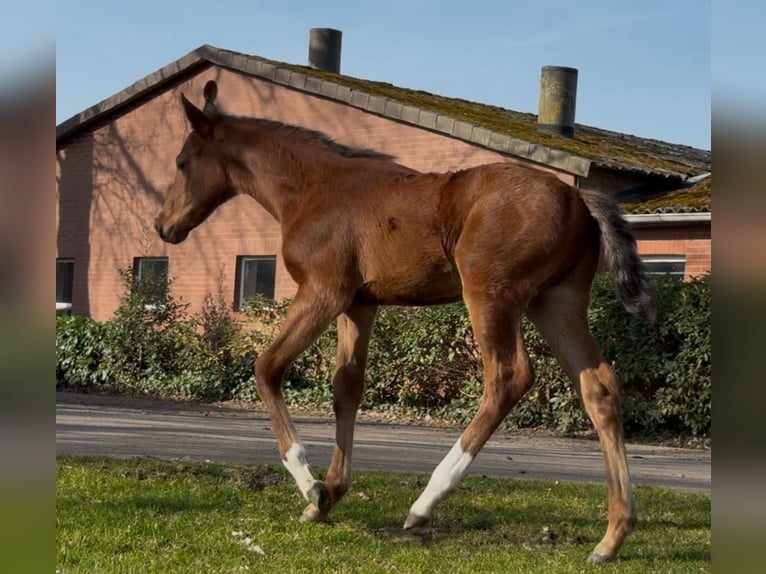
[231,123,333,222]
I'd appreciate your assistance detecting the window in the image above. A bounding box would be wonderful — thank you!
[642,255,685,280]
[235,256,277,310]
[133,257,169,305]
[56,259,74,313]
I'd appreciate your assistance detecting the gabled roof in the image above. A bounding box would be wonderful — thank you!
[57,44,710,180]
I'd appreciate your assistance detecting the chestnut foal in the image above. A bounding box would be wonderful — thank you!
[155,81,653,563]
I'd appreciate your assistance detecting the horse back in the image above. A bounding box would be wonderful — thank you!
[281,161,594,305]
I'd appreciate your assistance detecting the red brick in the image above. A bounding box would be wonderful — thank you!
[57,66,711,319]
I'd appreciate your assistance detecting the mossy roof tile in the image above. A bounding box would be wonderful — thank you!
[56,44,711,214]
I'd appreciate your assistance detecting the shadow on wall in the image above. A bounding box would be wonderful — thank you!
[57,134,94,317]
[57,64,531,319]
[238,74,488,173]
[57,68,251,319]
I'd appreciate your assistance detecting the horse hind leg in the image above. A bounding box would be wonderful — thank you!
[527,285,636,563]
[301,304,377,523]
[405,287,534,528]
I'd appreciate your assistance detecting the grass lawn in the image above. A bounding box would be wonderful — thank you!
[56,456,710,573]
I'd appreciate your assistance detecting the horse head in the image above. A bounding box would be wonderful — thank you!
[155,81,236,244]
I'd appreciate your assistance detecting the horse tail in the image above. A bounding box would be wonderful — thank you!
[577,188,656,320]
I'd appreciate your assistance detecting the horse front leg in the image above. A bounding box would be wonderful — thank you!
[301,304,378,523]
[255,285,346,517]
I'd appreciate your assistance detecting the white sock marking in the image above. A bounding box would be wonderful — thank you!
[409,436,473,519]
[282,443,318,498]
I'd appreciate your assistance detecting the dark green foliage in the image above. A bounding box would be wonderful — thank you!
[56,268,249,400]
[589,274,711,438]
[367,304,481,414]
[56,272,711,439]
[56,314,108,390]
[99,268,199,395]
[196,272,254,400]
[510,321,588,433]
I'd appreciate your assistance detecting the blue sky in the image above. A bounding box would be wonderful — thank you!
[51,1,713,149]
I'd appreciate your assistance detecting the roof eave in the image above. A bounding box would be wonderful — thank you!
[203,47,594,176]
[55,44,703,181]
[54,45,593,176]
[56,46,215,144]
[624,212,711,226]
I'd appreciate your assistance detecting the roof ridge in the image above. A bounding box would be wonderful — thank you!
[212,47,593,175]
[56,45,212,141]
[56,43,709,181]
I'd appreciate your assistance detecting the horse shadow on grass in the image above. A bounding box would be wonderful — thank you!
[361,503,709,564]
[222,466,708,564]
[324,480,710,565]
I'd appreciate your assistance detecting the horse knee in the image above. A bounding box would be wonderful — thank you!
[333,364,364,412]
[504,357,535,406]
[255,353,285,398]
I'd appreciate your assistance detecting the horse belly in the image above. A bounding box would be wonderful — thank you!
[355,259,462,306]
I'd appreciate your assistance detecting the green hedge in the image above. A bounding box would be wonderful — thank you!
[56,273,711,439]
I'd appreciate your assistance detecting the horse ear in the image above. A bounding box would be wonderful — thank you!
[181,92,213,139]
[203,80,218,103]
[202,80,219,117]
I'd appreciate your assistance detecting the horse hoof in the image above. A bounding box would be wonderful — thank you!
[586,552,613,564]
[403,512,429,530]
[299,503,327,523]
[307,481,331,514]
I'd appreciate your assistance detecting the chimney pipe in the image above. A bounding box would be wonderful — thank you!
[308,28,342,73]
[537,66,578,138]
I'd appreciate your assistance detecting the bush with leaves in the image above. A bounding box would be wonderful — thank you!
[57,271,711,439]
[589,274,711,438]
[237,276,710,438]
[58,268,211,398]
[99,269,196,392]
[649,276,711,437]
[56,314,109,391]
[195,270,254,400]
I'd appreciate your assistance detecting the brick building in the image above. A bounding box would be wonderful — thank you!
[56,43,710,321]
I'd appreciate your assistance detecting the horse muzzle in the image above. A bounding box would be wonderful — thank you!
[155,218,185,244]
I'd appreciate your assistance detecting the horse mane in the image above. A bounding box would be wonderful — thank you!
[216,113,395,161]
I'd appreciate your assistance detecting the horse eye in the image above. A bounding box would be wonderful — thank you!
[176,157,187,171]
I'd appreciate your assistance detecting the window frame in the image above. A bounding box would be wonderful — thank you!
[56,258,75,313]
[133,256,169,308]
[641,255,686,280]
[235,255,277,311]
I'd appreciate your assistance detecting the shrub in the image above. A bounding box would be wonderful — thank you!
[195,269,254,400]
[56,271,711,439]
[57,268,214,399]
[99,269,201,394]
[367,304,481,413]
[654,276,711,437]
[589,274,711,438]
[56,314,109,391]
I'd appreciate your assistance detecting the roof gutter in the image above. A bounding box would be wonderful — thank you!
[624,212,711,226]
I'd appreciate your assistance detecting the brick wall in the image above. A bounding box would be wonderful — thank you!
[56,65,708,320]
[634,224,711,279]
[57,66,576,321]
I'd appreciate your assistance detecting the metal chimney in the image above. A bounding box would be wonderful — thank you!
[537,66,578,138]
[308,28,342,73]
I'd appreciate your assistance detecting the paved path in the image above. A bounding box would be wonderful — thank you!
[56,392,710,493]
